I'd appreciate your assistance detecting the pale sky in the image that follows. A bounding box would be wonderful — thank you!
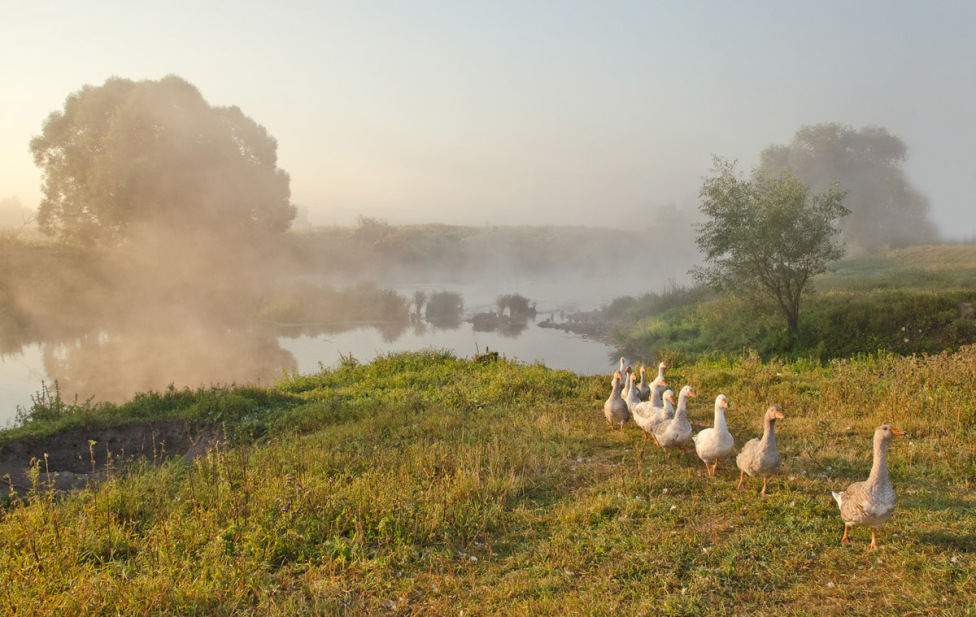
[3,1,974,235]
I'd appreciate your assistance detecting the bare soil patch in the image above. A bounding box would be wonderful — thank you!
[1,420,218,492]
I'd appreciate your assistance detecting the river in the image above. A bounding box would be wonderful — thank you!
[0,275,638,427]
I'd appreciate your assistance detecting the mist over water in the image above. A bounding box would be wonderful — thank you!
[0,269,657,426]
[2,197,700,427]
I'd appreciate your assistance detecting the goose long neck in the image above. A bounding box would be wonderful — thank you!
[760,416,777,449]
[651,383,664,407]
[713,406,727,432]
[868,434,890,484]
[676,393,689,419]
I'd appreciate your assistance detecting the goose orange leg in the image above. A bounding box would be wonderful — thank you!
[841,525,851,545]
[870,529,879,550]
[760,477,769,497]
[737,471,747,491]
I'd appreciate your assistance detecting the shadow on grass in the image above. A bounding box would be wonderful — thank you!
[899,479,976,514]
[913,531,976,553]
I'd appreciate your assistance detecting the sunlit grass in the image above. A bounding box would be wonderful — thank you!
[2,349,975,615]
[817,245,976,292]
[614,245,976,362]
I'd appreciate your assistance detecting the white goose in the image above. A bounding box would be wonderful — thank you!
[624,371,643,412]
[736,406,785,496]
[832,424,905,549]
[648,362,667,407]
[637,366,650,402]
[603,371,630,430]
[632,386,674,439]
[660,388,675,419]
[631,380,670,432]
[651,385,696,458]
[693,394,734,477]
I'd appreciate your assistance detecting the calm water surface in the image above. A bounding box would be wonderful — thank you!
[0,276,640,426]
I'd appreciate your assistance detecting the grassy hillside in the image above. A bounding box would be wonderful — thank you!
[814,245,976,292]
[2,349,974,615]
[610,245,976,363]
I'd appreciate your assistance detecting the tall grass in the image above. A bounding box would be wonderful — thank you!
[1,348,974,614]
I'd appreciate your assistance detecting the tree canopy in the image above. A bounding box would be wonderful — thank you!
[759,123,935,253]
[694,158,849,336]
[30,75,295,246]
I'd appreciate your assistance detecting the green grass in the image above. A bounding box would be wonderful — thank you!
[612,245,976,363]
[816,245,976,292]
[2,348,975,615]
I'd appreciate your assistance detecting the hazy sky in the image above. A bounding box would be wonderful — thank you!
[3,1,974,235]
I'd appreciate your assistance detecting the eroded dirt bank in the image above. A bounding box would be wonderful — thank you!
[1,420,219,493]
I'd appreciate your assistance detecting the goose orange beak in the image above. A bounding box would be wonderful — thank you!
[774,410,785,419]
[892,428,905,436]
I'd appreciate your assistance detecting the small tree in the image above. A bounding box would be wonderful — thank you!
[693,158,848,337]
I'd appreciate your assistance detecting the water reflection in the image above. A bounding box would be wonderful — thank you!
[471,312,532,338]
[424,290,464,329]
[470,293,536,338]
[39,324,297,404]
[0,282,625,424]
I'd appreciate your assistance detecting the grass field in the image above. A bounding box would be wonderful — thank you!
[815,245,976,292]
[611,245,976,362]
[2,349,974,615]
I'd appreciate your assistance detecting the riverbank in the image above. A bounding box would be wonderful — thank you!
[2,348,974,614]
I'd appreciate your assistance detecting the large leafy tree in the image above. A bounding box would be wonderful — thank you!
[760,123,935,253]
[30,75,295,246]
[694,158,849,336]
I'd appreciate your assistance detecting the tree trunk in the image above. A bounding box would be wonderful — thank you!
[786,309,799,336]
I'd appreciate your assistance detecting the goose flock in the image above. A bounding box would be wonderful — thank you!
[603,360,904,549]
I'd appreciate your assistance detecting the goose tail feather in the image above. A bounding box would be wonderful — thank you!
[831,491,844,509]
